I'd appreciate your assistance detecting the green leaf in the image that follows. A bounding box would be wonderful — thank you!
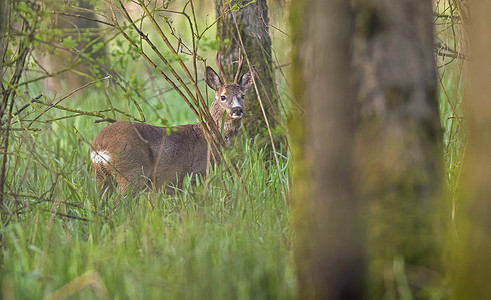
[92,42,105,53]
[61,36,77,49]
[17,2,29,13]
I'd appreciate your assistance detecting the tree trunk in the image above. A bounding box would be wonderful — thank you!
[291,0,442,298]
[40,0,106,93]
[352,0,443,297]
[453,1,491,299]
[290,0,365,299]
[216,0,282,149]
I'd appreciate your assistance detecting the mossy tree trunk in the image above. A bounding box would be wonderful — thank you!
[453,1,491,299]
[290,0,366,298]
[290,0,442,298]
[216,0,282,149]
[352,0,443,297]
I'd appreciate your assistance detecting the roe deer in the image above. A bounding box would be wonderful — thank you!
[90,55,254,196]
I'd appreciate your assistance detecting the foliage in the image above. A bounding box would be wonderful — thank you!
[0,0,293,298]
[0,97,293,297]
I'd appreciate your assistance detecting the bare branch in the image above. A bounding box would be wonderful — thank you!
[233,49,243,83]
[216,52,228,84]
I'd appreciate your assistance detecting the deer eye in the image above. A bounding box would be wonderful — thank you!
[241,95,245,100]
[220,95,227,102]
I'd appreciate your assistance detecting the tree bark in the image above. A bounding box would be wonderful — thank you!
[352,0,443,297]
[291,0,442,298]
[290,0,365,299]
[216,0,282,149]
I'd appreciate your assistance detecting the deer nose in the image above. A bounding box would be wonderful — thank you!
[231,106,244,119]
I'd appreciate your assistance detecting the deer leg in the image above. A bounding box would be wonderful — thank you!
[95,166,116,198]
[99,179,115,198]
[114,169,151,197]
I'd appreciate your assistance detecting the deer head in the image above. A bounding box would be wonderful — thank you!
[205,54,254,144]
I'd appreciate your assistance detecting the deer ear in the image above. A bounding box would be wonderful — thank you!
[206,66,223,91]
[238,67,255,91]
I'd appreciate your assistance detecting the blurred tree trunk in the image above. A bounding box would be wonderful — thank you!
[453,1,491,299]
[290,0,442,298]
[40,0,106,93]
[216,0,282,149]
[352,0,443,298]
[290,0,365,299]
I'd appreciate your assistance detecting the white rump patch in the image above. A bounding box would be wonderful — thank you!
[90,150,111,165]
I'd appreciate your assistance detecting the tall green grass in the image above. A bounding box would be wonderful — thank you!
[0,88,294,299]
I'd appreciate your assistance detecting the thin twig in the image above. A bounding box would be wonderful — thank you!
[28,76,111,127]
[30,99,116,123]
[126,1,242,184]
[14,93,44,116]
[53,11,114,27]
[1,13,38,208]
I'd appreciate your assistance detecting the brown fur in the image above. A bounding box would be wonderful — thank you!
[90,66,254,196]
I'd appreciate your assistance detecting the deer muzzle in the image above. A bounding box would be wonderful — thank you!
[231,106,244,119]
